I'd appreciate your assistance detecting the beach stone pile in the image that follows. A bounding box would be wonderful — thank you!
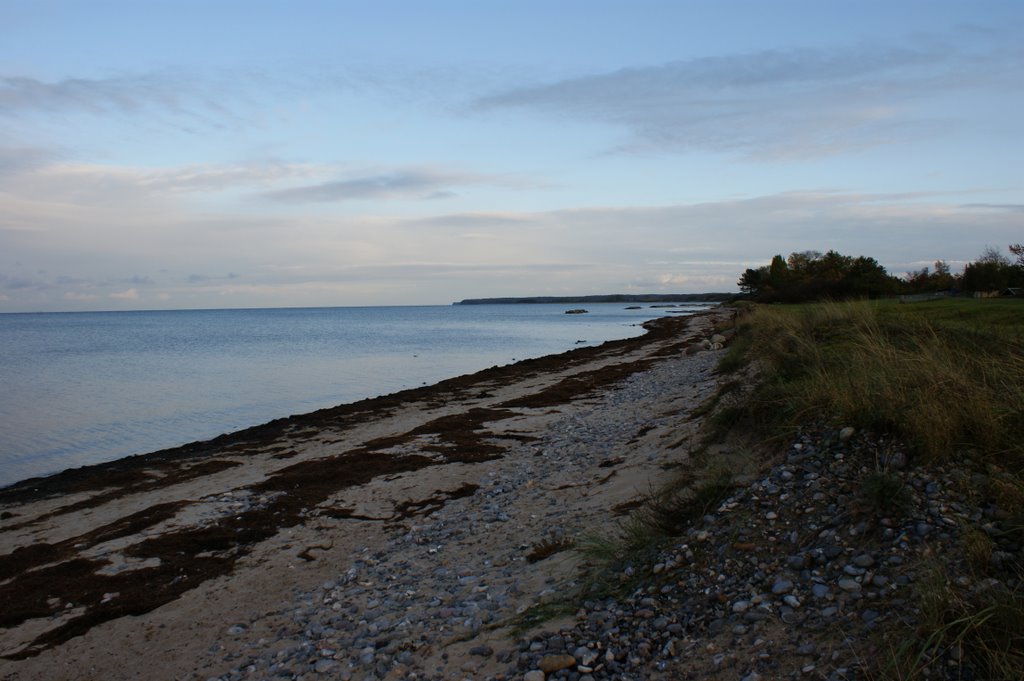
[508,427,1020,681]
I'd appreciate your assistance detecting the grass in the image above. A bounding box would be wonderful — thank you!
[876,565,1024,680]
[715,297,1024,680]
[574,464,736,599]
[506,599,578,637]
[727,298,1024,469]
[519,298,1024,668]
[859,470,912,514]
[525,536,575,564]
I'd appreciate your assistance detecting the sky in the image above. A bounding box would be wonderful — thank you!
[1,0,1022,312]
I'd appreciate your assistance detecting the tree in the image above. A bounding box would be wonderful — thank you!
[737,266,768,295]
[962,246,1018,292]
[1010,243,1024,267]
[932,260,956,290]
[904,266,932,293]
[786,251,822,276]
[739,249,897,302]
[902,260,957,293]
[768,254,789,282]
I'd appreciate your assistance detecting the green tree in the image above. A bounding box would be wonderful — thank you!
[737,266,768,295]
[932,260,956,290]
[768,254,789,282]
[740,249,897,302]
[962,247,1016,292]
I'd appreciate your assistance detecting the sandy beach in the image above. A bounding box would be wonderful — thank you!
[0,309,731,680]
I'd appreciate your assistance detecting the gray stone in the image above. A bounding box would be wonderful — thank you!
[772,579,794,595]
[313,659,337,673]
[852,554,875,568]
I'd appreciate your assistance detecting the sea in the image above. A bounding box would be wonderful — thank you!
[0,303,712,488]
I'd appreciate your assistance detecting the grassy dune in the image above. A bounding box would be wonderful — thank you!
[723,298,1024,470]
[720,298,1024,679]
[575,298,1024,678]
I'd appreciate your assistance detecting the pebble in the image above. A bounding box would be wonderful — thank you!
[196,346,996,681]
[538,654,576,673]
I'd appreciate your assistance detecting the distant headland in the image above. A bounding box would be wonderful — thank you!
[453,293,732,305]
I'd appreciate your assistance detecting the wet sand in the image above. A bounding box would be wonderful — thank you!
[0,308,730,680]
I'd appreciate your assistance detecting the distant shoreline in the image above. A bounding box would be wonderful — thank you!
[453,293,732,305]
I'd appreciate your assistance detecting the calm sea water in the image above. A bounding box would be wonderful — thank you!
[0,303,710,487]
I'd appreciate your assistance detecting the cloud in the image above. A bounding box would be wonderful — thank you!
[1,74,163,115]
[474,36,1022,159]
[411,212,531,228]
[137,163,323,194]
[261,168,517,203]
[0,146,60,176]
[0,159,333,239]
[0,273,50,291]
[188,273,240,283]
[64,291,98,301]
[109,288,139,300]
[0,72,239,131]
[962,203,1024,213]
[3,184,1022,311]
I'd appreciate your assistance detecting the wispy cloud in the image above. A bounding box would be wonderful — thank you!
[261,168,528,203]
[1,74,160,115]
[411,212,531,228]
[961,203,1024,213]
[109,288,139,301]
[137,162,324,193]
[0,72,244,132]
[474,35,1022,159]
[64,291,98,301]
[0,273,51,292]
[0,146,60,175]
[188,272,241,283]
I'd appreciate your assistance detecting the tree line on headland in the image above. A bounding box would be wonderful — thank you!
[738,243,1024,303]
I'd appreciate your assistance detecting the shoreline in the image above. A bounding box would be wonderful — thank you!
[0,312,695,503]
[0,308,731,679]
[0,303,696,493]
